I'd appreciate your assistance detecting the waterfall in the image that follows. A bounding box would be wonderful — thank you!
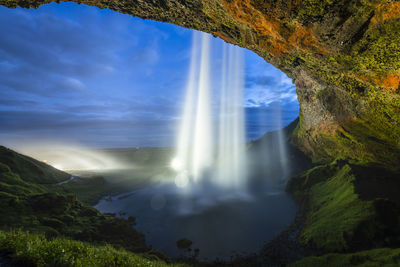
[171,32,199,188]
[172,32,214,187]
[192,33,213,181]
[172,31,247,190]
[216,43,247,188]
[276,104,289,180]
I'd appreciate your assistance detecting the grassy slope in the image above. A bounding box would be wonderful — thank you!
[287,160,400,252]
[286,159,400,265]
[0,230,187,267]
[294,163,375,251]
[289,247,400,267]
[0,145,175,264]
[58,175,112,205]
[0,146,70,184]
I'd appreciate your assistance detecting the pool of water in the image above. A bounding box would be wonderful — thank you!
[94,177,297,260]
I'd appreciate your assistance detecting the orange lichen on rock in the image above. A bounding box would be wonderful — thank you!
[318,123,341,135]
[357,73,400,92]
[371,2,400,24]
[223,0,288,55]
[222,0,326,56]
[379,73,400,92]
[288,25,329,54]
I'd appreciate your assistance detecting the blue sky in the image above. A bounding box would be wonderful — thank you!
[0,3,298,148]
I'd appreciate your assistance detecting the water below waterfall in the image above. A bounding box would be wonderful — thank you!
[94,178,297,260]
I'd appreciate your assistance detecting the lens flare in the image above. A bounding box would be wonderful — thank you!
[170,157,182,171]
[175,171,189,188]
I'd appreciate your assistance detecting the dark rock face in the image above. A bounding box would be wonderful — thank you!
[1,0,399,167]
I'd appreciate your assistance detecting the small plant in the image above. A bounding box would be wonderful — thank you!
[176,238,200,261]
[176,238,192,255]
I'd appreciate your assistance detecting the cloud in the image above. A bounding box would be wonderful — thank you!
[54,77,86,92]
[245,75,277,88]
[0,4,180,147]
[244,72,297,108]
[0,3,299,147]
[131,46,159,65]
[0,7,122,103]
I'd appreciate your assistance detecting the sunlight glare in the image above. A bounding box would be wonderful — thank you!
[170,157,182,171]
[52,164,63,170]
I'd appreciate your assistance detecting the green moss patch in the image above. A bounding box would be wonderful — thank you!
[351,18,400,74]
[296,0,334,21]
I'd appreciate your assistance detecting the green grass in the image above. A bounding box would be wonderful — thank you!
[299,164,374,251]
[0,146,153,256]
[58,175,111,205]
[0,230,187,267]
[289,247,400,267]
[287,160,400,252]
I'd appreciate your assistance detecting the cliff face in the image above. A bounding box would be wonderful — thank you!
[2,0,400,167]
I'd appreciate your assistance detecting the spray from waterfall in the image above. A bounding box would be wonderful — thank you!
[171,31,247,190]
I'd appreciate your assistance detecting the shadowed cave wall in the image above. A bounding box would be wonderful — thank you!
[2,0,399,168]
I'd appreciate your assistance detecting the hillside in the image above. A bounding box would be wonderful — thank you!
[0,146,172,264]
[0,146,69,184]
[0,230,186,267]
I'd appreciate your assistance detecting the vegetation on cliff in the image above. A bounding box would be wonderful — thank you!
[287,159,400,252]
[0,146,171,263]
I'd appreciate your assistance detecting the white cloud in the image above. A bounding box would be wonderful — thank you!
[62,77,86,91]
